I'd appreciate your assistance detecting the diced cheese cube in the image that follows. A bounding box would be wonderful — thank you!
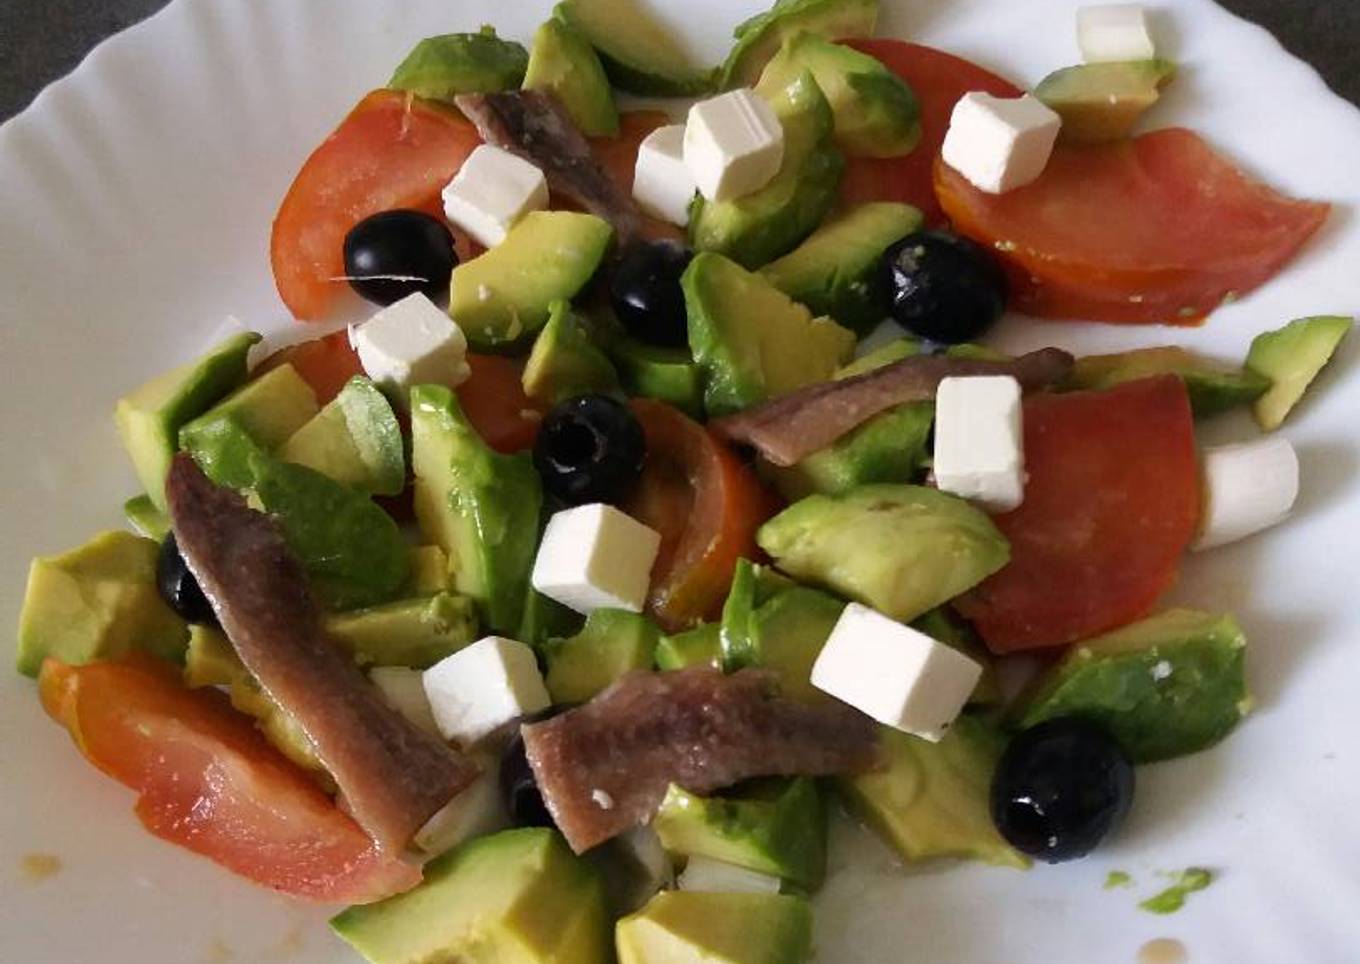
[348,292,470,400]
[441,144,549,247]
[811,603,982,742]
[1193,436,1299,551]
[369,666,442,738]
[677,856,782,895]
[941,92,1062,194]
[634,124,698,226]
[683,89,785,202]
[413,758,508,856]
[933,375,1026,511]
[1077,4,1156,63]
[422,636,550,746]
[531,503,662,615]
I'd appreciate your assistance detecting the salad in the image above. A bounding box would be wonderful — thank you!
[14,0,1354,961]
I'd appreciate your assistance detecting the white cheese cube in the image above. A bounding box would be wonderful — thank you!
[531,503,662,615]
[1193,436,1299,551]
[677,856,782,895]
[348,292,470,401]
[811,603,982,742]
[1077,4,1156,63]
[369,666,441,738]
[634,124,698,226]
[933,375,1026,511]
[413,759,508,856]
[941,92,1062,194]
[683,89,785,202]
[441,144,549,248]
[422,636,550,746]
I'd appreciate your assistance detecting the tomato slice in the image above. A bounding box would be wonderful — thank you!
[456,353,546,454]
[255,330,364,406]
[955,376,1200,653]
[935,128,1331,324]
[838,40,1021,225]
[39,656,420,903]
[622,400,775,632]
[271,90,482,320]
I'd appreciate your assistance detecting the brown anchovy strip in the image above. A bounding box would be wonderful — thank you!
[522,667,880,853]
[164,454,477,853]
[710,348,1076,466]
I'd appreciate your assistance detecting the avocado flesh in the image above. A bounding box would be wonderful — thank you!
[757,485,1010,624]
[764,402,933,501]
[411,384,543,634]
[524,17,618,137]
[520,586,587,650]
[1066,346,1271,418]
[389,27,529,103]
[522,300,620,405]
[1035,59,1176,143]
[325,592,480,669]
[405,544,452,595]
[1245,315,1352,430]
[756,33,920,158]
[332,827,611,964]
[654,622,722,670]
[684,252,856,417]
[123,494,170,540]
[554,0,713,96]
[114,331,259,509]
[721,0,878,90]
[15,531,189,677]
[277,375,405,495]
[545,608,660,703]
[689,72,845,270]
[616,890,813,964]
[607,337,705,418]
[839,715,1028,868]
[450,211,614,352]
[1013,608,1250,763]
[759,202,923,333]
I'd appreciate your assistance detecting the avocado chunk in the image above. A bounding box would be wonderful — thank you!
[684,252,855,417]
[520,586,587,650]
[756,33,920,158]
[945,342,1009,362]
[325,592,480,669]
[838,716,1028,868]
[1066,346,1271,418]
[545,608,660,703]
[332,827,611,964]
[406,544,452,595]
[123,494,170,540]
[389,26,529,102]
[114,331,259,509]
[524,17,618,137]
[1245,315,1352,430]
[616,890,813,964]
[411,384,543,634]
[606,337,706,417]
[654,622,722,670]
[764,401,933,501]
[759,203,923,333]
[759,485,1009,624]
[834,336,927,378]
[911,608,1000,706]
[1035,60,1176,143]
[277,376,405,495]
[720,560,838,704]
[1012,608,1250,762]
[554,0,714,96]
[15,530,189,677]
[522,300,620,405]
[720,0,878,89]
[450,211,614,352]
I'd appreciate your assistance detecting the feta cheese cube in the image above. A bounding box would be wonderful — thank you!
[941,92,1062,194]
[1078,4,1156,63]
[441,144,549,247]
[369,666,441,738]
[683,89,785,202]
[413,759,508,856]
[348,292,470,400]
[933,375,1026,511]
[677,856,782,895]
[422,636,550,746]
[531,503,662,615]
[1193,436,1299,551]
[811,603,982,741]
[634,124,698,226]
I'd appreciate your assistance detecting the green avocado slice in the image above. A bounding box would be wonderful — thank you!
[554,0,714,96]
[389,26,529,103]
[1245,314,1352,430]
[523,17,618,136]
[720,0,878,90]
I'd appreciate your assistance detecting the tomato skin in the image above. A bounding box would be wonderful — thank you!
[39,656,420,903]
[255,330,364,406]
[456,354,545,454]
[955,376,1200,653]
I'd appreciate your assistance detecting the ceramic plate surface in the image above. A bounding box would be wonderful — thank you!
[2,1,1357,961]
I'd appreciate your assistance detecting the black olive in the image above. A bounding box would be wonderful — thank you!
[609,240,693,349]
[342,209,457,306]
[879,230,1007,344]
[991,717,1134,863]
[156,532,216,625]
[500,708,561,829]
[533,394,646,506]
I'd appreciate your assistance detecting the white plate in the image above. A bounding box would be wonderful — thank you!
[1,1,1357,961]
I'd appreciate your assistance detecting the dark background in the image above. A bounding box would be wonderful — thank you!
[1,0,1357,121]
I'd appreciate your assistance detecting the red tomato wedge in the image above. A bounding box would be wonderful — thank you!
[622,400,775,632]
[39,656,420,903]
[457,353,545,454]
[955,376,1200,653]
[935,128,1331,324]
[256,330,364,406]
[271,89,482,320]
[839,40,1021,225]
